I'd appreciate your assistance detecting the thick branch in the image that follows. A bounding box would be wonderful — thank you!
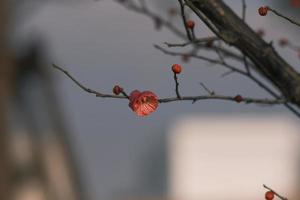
[186,0,300,107]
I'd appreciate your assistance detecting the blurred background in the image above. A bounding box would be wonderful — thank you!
[1,0,300,200]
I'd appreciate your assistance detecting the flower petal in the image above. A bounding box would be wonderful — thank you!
[128,90,159,117]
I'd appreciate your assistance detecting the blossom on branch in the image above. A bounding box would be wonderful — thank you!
[128,90,159,117]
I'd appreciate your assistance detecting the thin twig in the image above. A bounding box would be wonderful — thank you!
[199,82,214,95]
[178,0,193,41]
[191,28,196,41]
[214,41,225,62]
[241,0,250,76]
[164,37,219,47]
[52,64,128,99]
[221,70,234,78]
[243,55,251,75]
[268,7,300,28]
[115,0,186,39]
[159,95,286,104]
[114,0,256,70]
[109,0,300,117]
[121,91,129,98]
[242,0,246,21]
[263,185,288,200]
[154,45,300,117]
[154,45,248,76]
[52,64,286,105]
[173,73,181,99]
[184,0,220,36]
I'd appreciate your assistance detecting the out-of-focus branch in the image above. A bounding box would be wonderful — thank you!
[154,44,247,75]
[178,0,193,40]
[113,0,246,66]
[164,37,218,47]
[241,0,246,21]
[114,0,186,39]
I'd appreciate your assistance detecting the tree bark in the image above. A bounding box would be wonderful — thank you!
[186,0,300,106]
[0,0,13,199]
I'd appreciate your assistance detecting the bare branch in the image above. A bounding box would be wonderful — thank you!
[154,45,300,117]
[263,184,288,200]
[185,0,300,107]
[173,73,182,99]
[241,0,246,21]
[114,0,259,74]
[178,0,193,40]
[52,64,286,106]
[159,95,286,104]
[199,82,214,95]
[154,44,248,76]
[268,7,300,28]
[164,37,218,47]
[99,0,300,117]
[52,64,128,99]
[114,0,186,39]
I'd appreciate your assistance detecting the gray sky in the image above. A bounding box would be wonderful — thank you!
[11,0,300,199]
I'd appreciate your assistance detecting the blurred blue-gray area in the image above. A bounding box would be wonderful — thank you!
[7,0,300,199]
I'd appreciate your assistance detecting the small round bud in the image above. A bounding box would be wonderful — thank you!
[234,95,243,103]
[113,85,123,95]
[258,6,268,16]
[172,64,182,74]
[265,191,275,200]
[186,20,195,29]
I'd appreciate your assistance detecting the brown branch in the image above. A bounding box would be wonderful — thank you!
[155,44,249,76]
[268,7,300,28]
[173,73,182,99]
[241,0,250,75]
[178,0,193,40]
[159,95,286,104]
[114,0,186,39]
[114,0,259,74]
[199,82,214,95]
[52,64,128,99]
[107,0,300,117]
[263,184,288,200]
[164,37,219,47]
[52,64,286,106]
[185,0,300,107]
[154,44,300,117]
